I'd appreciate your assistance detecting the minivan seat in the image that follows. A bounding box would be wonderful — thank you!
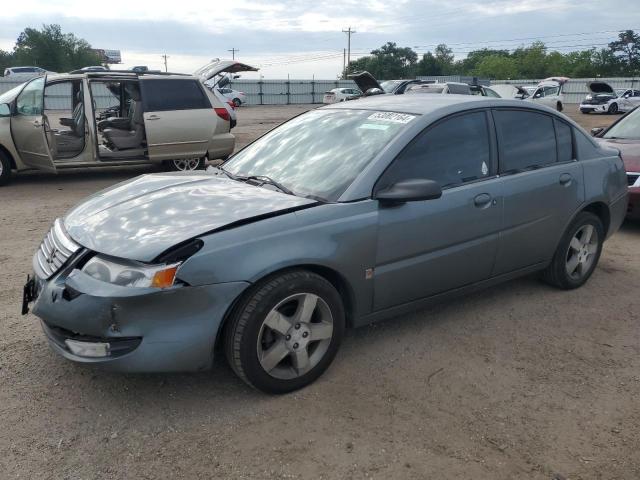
[102,87,145,150]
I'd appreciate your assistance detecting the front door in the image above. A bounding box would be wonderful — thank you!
[491,109,584,274]
[10,77,56,171]
[373,110,502,311]
[140,78,217,161]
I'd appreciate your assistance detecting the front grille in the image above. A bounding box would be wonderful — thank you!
[33,219,81,279]
[628,173,640,187]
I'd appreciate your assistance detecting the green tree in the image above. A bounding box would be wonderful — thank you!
[416,52,441,76]
[474,55,518,79]
[608,29,640,73]
[458,48,510,74]
[433,44,455,74]
[12,24,103,72]
[512,41,549,78]
[348,42,417,79]
[0,50,13,75]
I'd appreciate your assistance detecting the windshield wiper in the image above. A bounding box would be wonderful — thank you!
[242,175,295,196]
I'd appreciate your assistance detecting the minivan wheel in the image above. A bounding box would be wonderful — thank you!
[224,270,345,394]
[542,212,604,290]
[608,102,618,114]
[165,157,205,172]
[0,150,12,186]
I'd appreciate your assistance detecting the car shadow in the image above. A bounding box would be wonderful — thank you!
[620,219,640,234]
[7,164,158,187]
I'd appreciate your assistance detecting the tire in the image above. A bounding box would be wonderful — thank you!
[163,157,205,172]
[542,212,604,290]
[0,150,12,186]
[224,269,345,394]
[580,108,590,114]
[608,102,618,114]
[232,98,241,107]
[556,102,563,112]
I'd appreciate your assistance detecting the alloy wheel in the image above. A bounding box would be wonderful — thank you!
[172,158,201,171]
[565,224,599,280]
[257,293,334,380]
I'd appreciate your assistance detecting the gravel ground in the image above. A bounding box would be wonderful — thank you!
[1,104,639,480]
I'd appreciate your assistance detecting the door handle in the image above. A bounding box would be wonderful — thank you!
[146,115,160,121]
[559,173,572,186]
[473,193,492,208]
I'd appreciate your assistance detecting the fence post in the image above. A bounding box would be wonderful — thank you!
[259,81,263,105]
[286,81,290,105]
[311,80,315,104]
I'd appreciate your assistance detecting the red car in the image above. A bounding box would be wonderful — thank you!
[593,108,640,220]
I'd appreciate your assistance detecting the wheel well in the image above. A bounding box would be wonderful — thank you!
[583,202,610,236]
[214,265,356,352]
[0,144,16,169]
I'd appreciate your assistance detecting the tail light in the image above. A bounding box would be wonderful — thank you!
[214,107,230,121]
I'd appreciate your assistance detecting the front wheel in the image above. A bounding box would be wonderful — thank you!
[164,157,205,172]
[224,270,345,394]
[0,150,12,186]
[608,102,618,114]
[542,212,604,290]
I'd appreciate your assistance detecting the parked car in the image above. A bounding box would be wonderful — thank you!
[489,84,530,99]
[23,94,627,393]
[590,107,640,219]
[217,87,247,106]
[131,66,149,73]
[0,60,250,185]
[80,66,108,72]
[379,79,432,94]
[212,79,238,129]
[350,72,433,97]
[3,66,49,77]
[322,87,361,104]
[469,85,501,97]
[580,81,640,114]
[404,82,472,95]
[527,77,569,112]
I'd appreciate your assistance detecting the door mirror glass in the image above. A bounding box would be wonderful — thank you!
[590,127,604,137]
[375,179,442,204]
[0,103,10,117]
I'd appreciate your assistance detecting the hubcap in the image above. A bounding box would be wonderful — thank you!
[257,293,334,380]
[172,158,201,171]
[565,224,598,280]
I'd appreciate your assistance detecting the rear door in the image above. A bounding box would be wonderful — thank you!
[10,76,56,171]
[140,78,218,161]
[492,109,583,274]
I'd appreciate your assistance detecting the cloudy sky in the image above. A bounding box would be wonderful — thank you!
[0,0,636,78]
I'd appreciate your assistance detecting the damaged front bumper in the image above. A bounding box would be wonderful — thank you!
[26,268,249,372]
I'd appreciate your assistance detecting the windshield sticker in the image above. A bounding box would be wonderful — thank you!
[359,123,391,130]
[367,112,416,124]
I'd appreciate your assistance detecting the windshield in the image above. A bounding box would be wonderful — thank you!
[223,109,416,201]
[603,108,640,140]
[380,80,402,93]
[0,83,27,104]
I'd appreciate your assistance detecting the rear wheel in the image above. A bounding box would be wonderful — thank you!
[542,212,604,289]
[556,102,563,112]
[232,98,241,107]
[224,270,345,394]
[0,150,12,186]
[164,157,205,172]
[608,102,618,114]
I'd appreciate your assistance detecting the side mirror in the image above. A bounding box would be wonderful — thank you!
[365,87,384,96]
[375,179,442,205]
[591,127,604,137]
[0,103,10,117]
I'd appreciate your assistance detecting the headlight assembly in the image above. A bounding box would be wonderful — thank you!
[82,255,181,289]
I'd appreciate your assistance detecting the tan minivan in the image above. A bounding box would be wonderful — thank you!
[0,60,257,185]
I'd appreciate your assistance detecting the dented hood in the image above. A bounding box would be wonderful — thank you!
[64,173,315,262]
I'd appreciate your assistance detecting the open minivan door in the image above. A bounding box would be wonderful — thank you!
[10,76,56,172]
[194,58,259,87]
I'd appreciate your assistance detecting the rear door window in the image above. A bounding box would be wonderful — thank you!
[493,110,557,173]
[142,79,211,111]
[379,111,493,189]
[554,119,574,163]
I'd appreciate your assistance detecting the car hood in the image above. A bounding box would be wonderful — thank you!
[63,172,316,262]
[595,138,640,172]
[587,81,615,95]
[349,71,384,95]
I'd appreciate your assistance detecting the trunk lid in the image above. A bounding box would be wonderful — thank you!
[194,59,259,85]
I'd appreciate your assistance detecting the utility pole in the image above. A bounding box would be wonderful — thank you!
[161,54,169,72]
[228,48,239,60]
[342,48,346,79]
[342,27,356,75]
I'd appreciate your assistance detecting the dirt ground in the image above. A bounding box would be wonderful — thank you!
[1,105,639,480]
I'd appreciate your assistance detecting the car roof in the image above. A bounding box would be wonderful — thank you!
[320,93,534,115]
[45,71,195,81]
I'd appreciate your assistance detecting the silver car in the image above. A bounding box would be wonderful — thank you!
[24,95,628,393]
[0,60,257,185]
